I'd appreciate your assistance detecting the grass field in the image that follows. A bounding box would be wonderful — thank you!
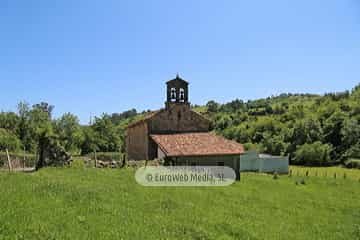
[290,165,360,180]
[0,167,359,240]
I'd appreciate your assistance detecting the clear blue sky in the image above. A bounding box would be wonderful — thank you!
[0,0,359,124]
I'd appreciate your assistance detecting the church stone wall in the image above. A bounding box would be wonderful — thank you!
[149,104,210,134]
[126,122,149,160]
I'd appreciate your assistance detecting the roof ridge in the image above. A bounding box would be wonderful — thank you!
[126,109,163,128]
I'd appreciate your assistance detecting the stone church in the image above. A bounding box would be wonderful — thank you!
[126,75,244,178]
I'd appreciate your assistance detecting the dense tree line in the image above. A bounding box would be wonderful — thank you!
[206,84,360,165]
[1,84,359,167]
[0,102,136,167]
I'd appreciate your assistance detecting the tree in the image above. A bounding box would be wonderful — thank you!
[343,144,360,160]
[17,101,34,151]
[213,114,233,131]
[220,99,245,112]
[54,113,84,154]
[0,128,21,152]
[110,109,137,125]
[206,100,219,113]
[91,114,121,152]
[32,102,54,119]
[294,142,332,165]
[261,133,288,156]
[286,118,323,155]
[80,126,98,154]
[248,117,283,143]
[283,104,305,121]
[323,111,346,159]
[36,128,71,169]
[341,118,360,159]
[0,112,19,134]
[341,118,360,148]
[351,83,360,99]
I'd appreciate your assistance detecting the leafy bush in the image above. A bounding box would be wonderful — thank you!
[294,141,333,165]
[243,142,260,151]
[342,143,360,160]
[261,134,288,156]
[71,159,86,169]
[206,100,220,113]
[36,133,71,169]
[0,128,21,152]
[344,159,360,169]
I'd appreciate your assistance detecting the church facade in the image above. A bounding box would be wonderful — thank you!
[126,75,211,160]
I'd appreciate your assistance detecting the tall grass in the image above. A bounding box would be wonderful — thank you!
[0,168,359,239]
[290,166,360,181]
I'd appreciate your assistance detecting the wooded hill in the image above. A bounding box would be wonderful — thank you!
[200,84,360,166]
[1,84,359,167]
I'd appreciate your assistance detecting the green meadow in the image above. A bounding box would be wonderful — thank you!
[0,167,359,240]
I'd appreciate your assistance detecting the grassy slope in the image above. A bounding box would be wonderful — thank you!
[0,168,359,240]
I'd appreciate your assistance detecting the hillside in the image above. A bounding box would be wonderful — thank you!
[202,85,360,165]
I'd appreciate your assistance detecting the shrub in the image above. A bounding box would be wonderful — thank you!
[0,128,21,152]
[36,134,71,169]
[273,171,279,180]
[71,159,85,169]
[344,159,360,169]
[294,141,333,166]
[261,134,288,156]
[243,142,260,151]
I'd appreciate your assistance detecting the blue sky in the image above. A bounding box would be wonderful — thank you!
[0,0,359,124]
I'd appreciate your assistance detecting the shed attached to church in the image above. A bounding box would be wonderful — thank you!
[126,75,245,178]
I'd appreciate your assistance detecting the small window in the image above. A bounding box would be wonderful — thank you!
[171,88,176,102]
[217,162,225,166]
[191,162,197,166]
[179,88,185,102]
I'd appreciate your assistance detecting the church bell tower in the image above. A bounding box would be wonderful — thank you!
[165,74,190,109]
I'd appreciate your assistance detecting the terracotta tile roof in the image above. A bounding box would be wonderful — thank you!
[150,132,244,157]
